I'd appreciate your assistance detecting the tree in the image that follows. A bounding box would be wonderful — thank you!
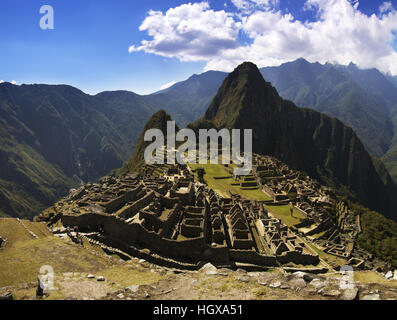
[196,168,206,183]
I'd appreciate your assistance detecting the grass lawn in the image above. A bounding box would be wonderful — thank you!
[311,231,326,239]
[189,163,271,200]
[354,271,397,287]
[101,263,164,288]
[22,220,53,238]
[189,163,307,227]
[305,241,347,267]
[0,236,112,287]
[266,205,306,227]
[0,218,35,246]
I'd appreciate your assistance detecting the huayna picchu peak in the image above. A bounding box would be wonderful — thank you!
[123,110,176,174]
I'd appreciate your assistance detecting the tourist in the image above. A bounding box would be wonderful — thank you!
[74,226,79,243]
[66,226,71,237]
[36,276,44,298]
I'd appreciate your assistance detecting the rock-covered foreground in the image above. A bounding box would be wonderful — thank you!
[3,260,396,300]
[1,227,396,300]
[102,263,397,301]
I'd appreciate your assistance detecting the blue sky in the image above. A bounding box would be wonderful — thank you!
[0,0,396,94]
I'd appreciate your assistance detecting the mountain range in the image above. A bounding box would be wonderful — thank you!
[1,58,397,219]
[185,62,397,221]
[152,59,397,183]
[0,76,223,218]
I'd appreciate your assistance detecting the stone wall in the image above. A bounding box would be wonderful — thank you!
[91,234,204,270]
[228,249,277,266]
[160,203,182,238]
[206,245,230,263]
[61,213,208,261]
[103,185,142,213]
[262,185,275,200]
[180,222,203,238]
[118,191,155,219]
[306,218,333,236]
[139,210,164,231]
[61,213,139,243]
[160,195,180,209]
[169,182,195,205]
[294,218,314,229]
[277,250,320,265]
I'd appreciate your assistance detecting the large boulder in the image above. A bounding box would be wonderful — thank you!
[200,263,218,275]
[309,278,328,290]
[288,278,307,289]
[361,293,380,300]
[257,273,277,285]
[286,271,306,281]
[340,288,359,300]
[303,273,326,283]
[0,292,13,300]
[320,289,341,298]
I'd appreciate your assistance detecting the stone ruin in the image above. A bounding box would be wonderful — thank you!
[250,154,388,270]
[36,150,385,272]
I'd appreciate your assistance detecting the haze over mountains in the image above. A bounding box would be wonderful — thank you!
[1,58,397,219]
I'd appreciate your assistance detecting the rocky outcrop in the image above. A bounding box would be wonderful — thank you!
[123,110,176,173]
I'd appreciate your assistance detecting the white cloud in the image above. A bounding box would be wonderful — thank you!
[129,2,241,62]
[0,80,17,85]
[379,1,393,14]
[130,0,397,75]
[231,0,279,14]
[159,80,177,90]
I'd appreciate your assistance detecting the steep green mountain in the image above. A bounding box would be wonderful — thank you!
[0,83,151,218]
[342,63,397,111]
[145,71,226,127]
[122,109,175,173]
[93,91,156,153]
[0,77,221,218]
[147,60,397,171]
[387,75,397,87]
[260,59,395,158]
[191,62,397,221]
